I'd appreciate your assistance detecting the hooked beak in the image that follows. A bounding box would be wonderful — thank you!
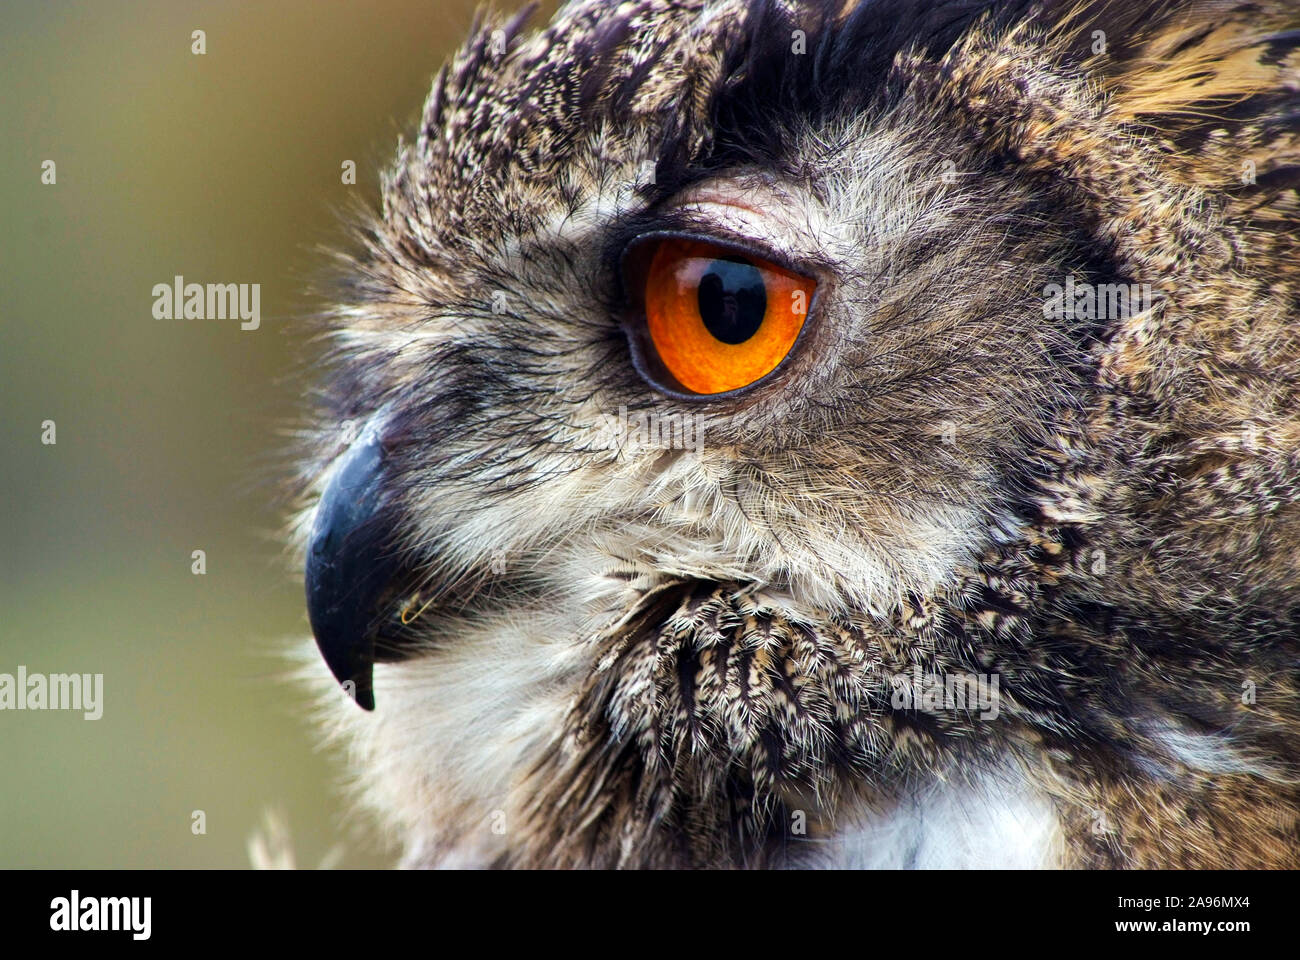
[305,429,399,711]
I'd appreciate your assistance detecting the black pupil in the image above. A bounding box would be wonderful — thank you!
[697,258,766,344]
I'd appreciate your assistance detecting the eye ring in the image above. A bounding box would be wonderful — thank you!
[619,231,821,401]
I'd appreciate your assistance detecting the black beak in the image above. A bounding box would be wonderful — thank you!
[305,430,399,710]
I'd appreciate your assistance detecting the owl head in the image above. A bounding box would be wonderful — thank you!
[295,0,1300,867]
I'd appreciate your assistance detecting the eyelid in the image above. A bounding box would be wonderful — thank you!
[619,227,821,306]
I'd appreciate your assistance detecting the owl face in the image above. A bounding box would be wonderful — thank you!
[299,0,1300,868]
[306,0,1088,705]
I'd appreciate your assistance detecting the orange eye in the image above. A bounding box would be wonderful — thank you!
[639,238,816,395]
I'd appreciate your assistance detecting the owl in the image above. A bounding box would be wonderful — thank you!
[294,0,1300,868]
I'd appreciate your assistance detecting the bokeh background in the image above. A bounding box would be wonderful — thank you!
[0,0,551,868]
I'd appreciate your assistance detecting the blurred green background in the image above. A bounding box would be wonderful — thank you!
[0,0,548,868]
